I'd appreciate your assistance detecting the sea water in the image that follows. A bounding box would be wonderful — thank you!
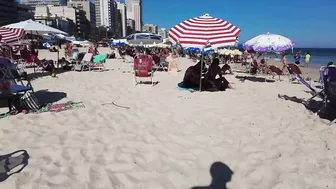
[266,48,336,67]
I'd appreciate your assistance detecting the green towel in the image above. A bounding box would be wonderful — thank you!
[93,54,107,63]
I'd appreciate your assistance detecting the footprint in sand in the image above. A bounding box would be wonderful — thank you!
[178,96,191,99]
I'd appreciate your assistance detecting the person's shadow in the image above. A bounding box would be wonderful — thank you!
[0,150,30,182]
[191,162,233,189]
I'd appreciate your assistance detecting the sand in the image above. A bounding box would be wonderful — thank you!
[1,48,336,189]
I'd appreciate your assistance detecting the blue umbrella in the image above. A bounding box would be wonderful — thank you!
[43,42,51,48]
[203,49,214,54]
[194,48,201,53]
[116,42,125,46]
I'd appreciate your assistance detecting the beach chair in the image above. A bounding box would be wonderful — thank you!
[89,54,107,71]
[24,54,37,70]
[34,59,55,73]
[287,63,303,82]
[69,52,79,64]
[160,55,169,71]
[314,66,336,125]
[133,54,154,86]
[74,53,93,71]
[0,66,35,112]
[0,58,33,91]
[152,54,167,72]
[267,65,283,80]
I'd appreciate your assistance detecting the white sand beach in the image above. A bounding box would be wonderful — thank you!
[1,48,336,189]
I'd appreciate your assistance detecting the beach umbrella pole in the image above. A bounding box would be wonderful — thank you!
[199,47,204,92]
[57,38,59,68]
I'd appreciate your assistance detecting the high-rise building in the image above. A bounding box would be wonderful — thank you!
[125,0,142,32]
[158,28,167,38]
[34,6,74,35]
[34,5,89,37]
[0,0,17,25]
[116,1,127,37]
[126,18,135,35]
[68,0,96,30]
[17,4,34,22]
[20,0,67,8]
[109,0,119,37]
[143,24,158,34]
[94,0,116,28]
[94,0,101,26]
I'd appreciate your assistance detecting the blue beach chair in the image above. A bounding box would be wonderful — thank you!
[315,66,336,125]
[293,66,336,125]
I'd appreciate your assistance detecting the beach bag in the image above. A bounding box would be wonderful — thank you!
[20,92,41,111]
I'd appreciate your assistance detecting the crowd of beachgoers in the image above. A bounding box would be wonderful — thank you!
[1,41,336,189]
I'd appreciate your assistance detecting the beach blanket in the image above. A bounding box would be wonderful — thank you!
[0,101,85,119]
[176,82,198,92]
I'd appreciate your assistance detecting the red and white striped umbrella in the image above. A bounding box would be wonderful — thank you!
[0,27,25,44]
[169,14,241,48]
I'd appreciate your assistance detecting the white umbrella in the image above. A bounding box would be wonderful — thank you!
[157,43,170,48]
[243,32,294,52]
[4,19,67,35]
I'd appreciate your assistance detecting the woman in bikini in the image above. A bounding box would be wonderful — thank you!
[281,51,287,72]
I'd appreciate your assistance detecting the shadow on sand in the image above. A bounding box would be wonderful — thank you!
[0,150,30,182]
[27,67,71,81]
[278,94,336,122]
[191,162,233,189]
[235,75,275,83]
[34,90,67,105]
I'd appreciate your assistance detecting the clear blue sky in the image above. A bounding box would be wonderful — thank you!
[140,0,336,48]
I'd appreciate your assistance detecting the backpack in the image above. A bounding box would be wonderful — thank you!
[22,92,41,111]
[12,92,41,112]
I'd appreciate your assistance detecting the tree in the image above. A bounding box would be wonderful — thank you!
[0,20,13,27]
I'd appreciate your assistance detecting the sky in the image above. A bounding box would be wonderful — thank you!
[141,0,336,48]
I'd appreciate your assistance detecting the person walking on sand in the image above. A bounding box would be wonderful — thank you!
[294,50,301,65]
[281,51,287,71]
[305,52,311,67]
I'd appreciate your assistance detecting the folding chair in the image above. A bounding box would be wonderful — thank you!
[315,66,336,125]
[287,67,321,100]
[152,54,167,72]
[133,54,154,86]
[287,66,336,125]
[0,66,34,112]
[0,58,33,92]
[89,54,107,71]
[74,53,93,71]
[287,63,303,82]
[69,52,79,64]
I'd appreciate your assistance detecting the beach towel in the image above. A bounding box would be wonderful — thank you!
[0,101,85,119]
[177,82,198,92]
[93,54,107,63]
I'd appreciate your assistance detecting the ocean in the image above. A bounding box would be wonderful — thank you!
[266,48,336,67]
